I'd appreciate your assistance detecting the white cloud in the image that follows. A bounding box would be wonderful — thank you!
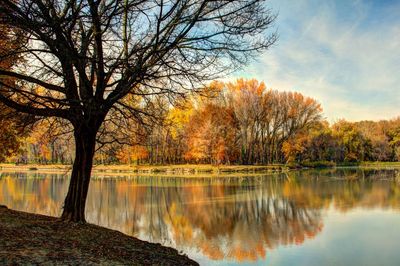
[233,0,400,121]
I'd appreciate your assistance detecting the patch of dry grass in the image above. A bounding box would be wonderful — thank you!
[0,163,286,177]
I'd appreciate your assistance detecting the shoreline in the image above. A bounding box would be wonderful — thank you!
[1,162,400,177]
[0,163,287,175]
[0,206,198,265]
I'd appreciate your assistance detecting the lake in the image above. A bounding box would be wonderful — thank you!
[1,168,400,266]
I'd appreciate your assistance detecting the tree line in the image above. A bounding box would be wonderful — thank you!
[0,0,277,221]
[2,78,400,166]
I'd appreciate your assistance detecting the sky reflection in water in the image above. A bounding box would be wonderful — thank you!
[1,168,400,265]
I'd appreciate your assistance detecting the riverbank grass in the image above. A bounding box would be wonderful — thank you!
[0,163,286,175]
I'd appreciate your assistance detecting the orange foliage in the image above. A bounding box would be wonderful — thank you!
[116,145,149,164]
[184,103,237,164]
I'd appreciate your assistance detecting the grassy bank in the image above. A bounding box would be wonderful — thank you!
[0,206,197,265]
[1,162,400,177]
[0,163,286,176]
[286,161,336,169]
[337,161,400,168]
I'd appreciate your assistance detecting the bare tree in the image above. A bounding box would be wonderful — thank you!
[0,0,276,222]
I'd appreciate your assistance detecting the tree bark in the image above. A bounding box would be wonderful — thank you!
[61,124,98,223]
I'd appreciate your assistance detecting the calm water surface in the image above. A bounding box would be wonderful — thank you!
[1,168,400,266]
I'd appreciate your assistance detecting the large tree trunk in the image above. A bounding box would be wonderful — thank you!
[61,124,98,223]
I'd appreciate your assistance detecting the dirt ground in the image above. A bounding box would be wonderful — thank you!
[0,206,198,265]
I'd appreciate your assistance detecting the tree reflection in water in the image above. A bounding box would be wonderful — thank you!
[0,168,400,262]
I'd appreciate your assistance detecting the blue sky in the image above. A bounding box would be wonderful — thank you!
[234,0,400,122]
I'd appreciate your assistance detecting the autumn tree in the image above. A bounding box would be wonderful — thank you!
[355,119,400,161]
[282,130,309,163]
[226,79,266,164]
[0,0,276,222]
[282,121,340,163]
[0,107,24,162]
[0,4,27,162]
[387,124,400,160]
[184,102,237,164]
[332,120,371,162]
[183,79,322,164]
[159,99,194,164]
[116,145,149,165]
[225,80,322,164]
